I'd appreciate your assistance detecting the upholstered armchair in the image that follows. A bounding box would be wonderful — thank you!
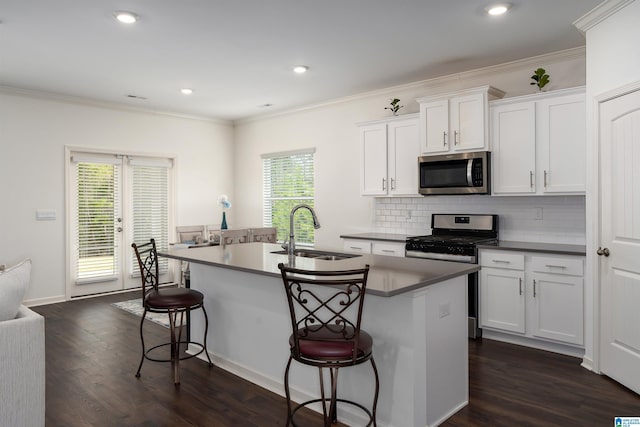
[0,305,45,426]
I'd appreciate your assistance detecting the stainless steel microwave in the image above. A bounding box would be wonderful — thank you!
[418,151,490,195]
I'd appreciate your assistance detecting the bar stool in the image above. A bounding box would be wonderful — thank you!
[131,238,213,385]
[278,263,379,426]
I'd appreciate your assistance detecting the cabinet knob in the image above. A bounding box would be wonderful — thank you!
[597,247,610,257]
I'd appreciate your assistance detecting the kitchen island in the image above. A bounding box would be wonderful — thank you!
[160,243,478,427]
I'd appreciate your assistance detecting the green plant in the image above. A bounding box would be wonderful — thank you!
[384,98,404,115]
[530,68,550,91]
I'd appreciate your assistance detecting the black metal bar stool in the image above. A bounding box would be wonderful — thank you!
[278,263,379,427]
[131,238,213,385]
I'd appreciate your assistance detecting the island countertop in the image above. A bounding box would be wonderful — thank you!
[159,242,478,297]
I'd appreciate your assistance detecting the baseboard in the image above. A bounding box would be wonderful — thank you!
[482,330,585,358]
[23,295,66,307]
[430,400,468,427]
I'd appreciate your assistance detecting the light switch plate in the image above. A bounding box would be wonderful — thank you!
[36,209,57,221]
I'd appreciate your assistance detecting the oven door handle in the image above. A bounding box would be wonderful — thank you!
[467,159,474,186]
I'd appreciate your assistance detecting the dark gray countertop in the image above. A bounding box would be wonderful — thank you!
[477,240,586,256]
[339,232,416,242]
[159,242,478,297]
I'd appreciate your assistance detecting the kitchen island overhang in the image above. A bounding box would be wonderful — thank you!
[159,243,478,427]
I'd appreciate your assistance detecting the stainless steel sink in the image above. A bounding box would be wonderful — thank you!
[271,249,361,261]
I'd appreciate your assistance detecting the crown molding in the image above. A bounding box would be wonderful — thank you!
[236,47,586,125]
[0,85,233,126]
[573,0,636,34]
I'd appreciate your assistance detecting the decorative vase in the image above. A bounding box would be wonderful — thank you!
[221,211,228,230]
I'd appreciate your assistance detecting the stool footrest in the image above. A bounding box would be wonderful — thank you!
[143,340,207,363]
[290,397,374,427]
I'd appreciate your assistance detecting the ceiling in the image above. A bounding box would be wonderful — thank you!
[0,0,602,121]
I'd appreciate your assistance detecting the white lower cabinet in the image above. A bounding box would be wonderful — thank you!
[342,239,405,257]
[479,249,584,350]
[480,267,525,334]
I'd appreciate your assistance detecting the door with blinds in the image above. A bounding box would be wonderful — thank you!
[68,151,174,298]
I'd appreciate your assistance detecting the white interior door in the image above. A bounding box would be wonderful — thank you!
[599,87,640,394]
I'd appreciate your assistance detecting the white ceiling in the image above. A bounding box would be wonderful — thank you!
[0,0,602,121]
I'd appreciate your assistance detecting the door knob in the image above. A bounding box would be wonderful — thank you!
[597,247,610,257]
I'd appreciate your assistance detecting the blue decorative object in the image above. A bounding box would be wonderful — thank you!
[221,211,228,230]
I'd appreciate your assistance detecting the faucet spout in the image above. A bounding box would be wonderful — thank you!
[288,204,321,257]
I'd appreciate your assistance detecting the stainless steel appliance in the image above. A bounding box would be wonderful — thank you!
[418,151,490,195]
[405,214,498,338]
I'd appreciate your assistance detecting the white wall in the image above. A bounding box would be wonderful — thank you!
[0,92,235,305]
[233,49,589,251]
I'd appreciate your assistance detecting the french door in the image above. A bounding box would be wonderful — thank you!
[598,86,640,394]
[67,150,174,298]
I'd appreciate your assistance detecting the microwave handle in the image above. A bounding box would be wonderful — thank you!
[467,159,473,186]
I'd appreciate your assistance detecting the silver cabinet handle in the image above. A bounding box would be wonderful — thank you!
[545,264,566,269]
[492,259,510,264]
[381,249,395,253]
[533,279,537,298]
[530,171,534,188]
[443,131,448,147]
[544,170,548,188]
[597,247,610,257]
[382,178,386,191]
[349,246,362,250]
[519,277,522,295]
[390,177,396,190]
[454,130,459,145]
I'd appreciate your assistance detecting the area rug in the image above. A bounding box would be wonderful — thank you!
[112,298,174,328]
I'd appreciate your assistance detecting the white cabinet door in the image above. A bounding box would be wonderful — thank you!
[491,102,536,194]
[450,92,486,151]
[388,119,420,196]
[490,87,586,196]
[530,273,583,345]
[419,99,449,154]
[537,93,586,194]
[418,86,504,156]
[480,267,525,334]
[360,124,388,195]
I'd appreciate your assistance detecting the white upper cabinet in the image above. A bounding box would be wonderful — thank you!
[490,87,586,195]
[417,86,505,155]
[359,114,420,197]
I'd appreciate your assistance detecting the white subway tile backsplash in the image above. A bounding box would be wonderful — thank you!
[374,195,586,244]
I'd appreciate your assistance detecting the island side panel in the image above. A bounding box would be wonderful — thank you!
[415,275,469,426]
[189,262,432,427]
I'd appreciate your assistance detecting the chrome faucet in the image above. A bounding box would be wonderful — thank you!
[287,204,321,257]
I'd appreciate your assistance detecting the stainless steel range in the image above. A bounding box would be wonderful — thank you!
[405,214,499,338]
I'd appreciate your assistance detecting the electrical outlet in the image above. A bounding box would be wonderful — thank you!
[439,302,450,318]
[534,207,543,220]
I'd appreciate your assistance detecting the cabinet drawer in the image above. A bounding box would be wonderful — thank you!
[479,251,524,270]
[343,240,372,254]
[372,242,405,257]
[531,256,583,276]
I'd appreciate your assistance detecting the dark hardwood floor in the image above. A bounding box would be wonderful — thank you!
[33,291,640,426]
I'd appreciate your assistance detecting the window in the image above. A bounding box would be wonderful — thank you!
[262,149,315,245]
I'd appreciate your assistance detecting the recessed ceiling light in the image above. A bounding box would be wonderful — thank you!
[293,65,309,74]
[486,3,511,16]
[180,88,193,95]
[114,11,138,24]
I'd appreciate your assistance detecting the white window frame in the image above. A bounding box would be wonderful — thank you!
[262,148,316,245]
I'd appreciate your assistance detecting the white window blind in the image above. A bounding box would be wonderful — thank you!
[262,149,315,244]
[130,160,171,276]
[74,160,121,283]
